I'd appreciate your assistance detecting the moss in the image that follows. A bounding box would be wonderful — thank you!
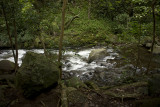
[67,90,87,104]
[104,82,148,99]
[16,52,59,98]
[104,90,140,99]
[65,77,87,89]
[85,81,100,90]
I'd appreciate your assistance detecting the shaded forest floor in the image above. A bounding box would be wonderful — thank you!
[1,82,160,107]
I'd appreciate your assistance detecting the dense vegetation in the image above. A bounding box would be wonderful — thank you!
[0,0,160,107]
[0,0,160,49]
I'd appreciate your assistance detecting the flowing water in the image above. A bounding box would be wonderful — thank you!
[0,46,160,82]
[0,48,117,70]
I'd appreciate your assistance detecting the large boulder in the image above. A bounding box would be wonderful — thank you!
[88,48,107,63]
[0,60,15,74]
[16,52,59,98]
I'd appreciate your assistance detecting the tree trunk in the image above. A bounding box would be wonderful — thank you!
[58,0,67,79]
[12,1,19,72]
[1,2,16,65]
[65,14,79,29]
[135,22,141,75]
[146,0,156,74]
[39,34,47,56]
[88,0,91,19]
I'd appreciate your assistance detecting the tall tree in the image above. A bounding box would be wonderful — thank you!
[1,0,19,71]
[58,0,67,79]
[58,1,68,107]
[88,0,91,19]
[146,0,156,74]
[1,2,16,63]
[12,0,19,72]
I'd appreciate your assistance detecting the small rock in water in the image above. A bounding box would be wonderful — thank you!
[88,48,107,63]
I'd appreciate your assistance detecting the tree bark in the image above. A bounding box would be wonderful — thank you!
[88,0,91,19]
[1,2,16,64]
[39,34,47,56]
[146,0,156,74]
[58,0,67,79]
[12,0,19,72]
[65,14,79,29]
[135,22,141,75]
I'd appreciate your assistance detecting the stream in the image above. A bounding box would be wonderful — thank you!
[0,47,116,71]
[0,45,160,86]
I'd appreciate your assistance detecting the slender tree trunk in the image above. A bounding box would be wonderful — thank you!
[65,15,79,29]
[58,1,68,107]
[12,1,18,72]
[135,22,141,75]
[146,0,156,74]
[58,0,67,79]
[1,2,16,64]
[39,34,47,56]
[88,0,91,19]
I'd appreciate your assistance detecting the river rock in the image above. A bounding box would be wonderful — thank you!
[91,70,121,86]
[88,48,107,63]
[65,77,87,88]
[145,43,152,48]
[153,45,160,54]
[0,60,15,74]
[16,52,59,98]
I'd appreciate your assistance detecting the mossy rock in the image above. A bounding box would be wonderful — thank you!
[65,77,87,89]
[66,87,77,94]
[104,82,148,99]
[153,45,160,54]
[0,60,15,74]
[88,48,107,63]
[16,52,59,98]
[85,81,99,90]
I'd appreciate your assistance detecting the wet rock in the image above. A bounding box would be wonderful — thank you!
[88,48,107,63]
[92,70,121,86]
[62,71,74,79]
[0,60,15,74]
[16,52,59,98]
[94,67,107,73]
[79,72,94,81]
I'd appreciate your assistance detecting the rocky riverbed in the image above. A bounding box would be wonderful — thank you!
[0,44,160,107]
